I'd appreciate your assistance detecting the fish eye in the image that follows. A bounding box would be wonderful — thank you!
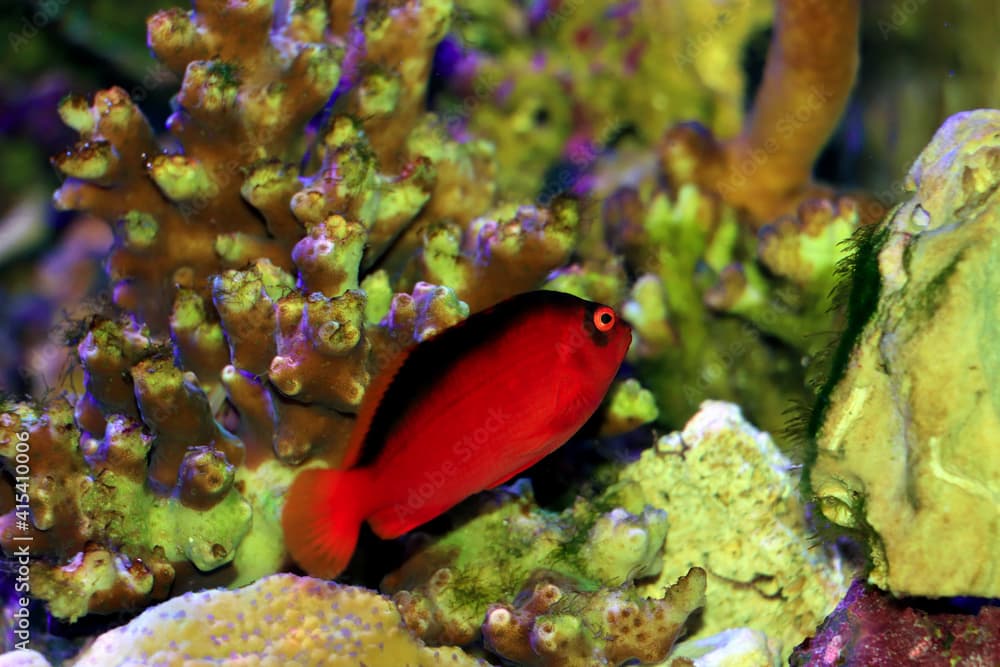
[593,306,615,332]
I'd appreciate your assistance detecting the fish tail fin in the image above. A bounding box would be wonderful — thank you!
[281,467,372,579]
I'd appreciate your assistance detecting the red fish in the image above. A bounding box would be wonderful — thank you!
[281,290,632,579]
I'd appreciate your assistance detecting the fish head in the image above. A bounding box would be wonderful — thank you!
[556,299,632,378]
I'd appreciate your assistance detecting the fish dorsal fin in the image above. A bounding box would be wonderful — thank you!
[343,291,588,470]
[341,340,415,469]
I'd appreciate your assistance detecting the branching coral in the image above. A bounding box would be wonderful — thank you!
[50,574,486,666]
[3,0,862,638]
[525,0,872,438]
[441,0,867,233]
[659,0,864,228]
[384,479,675,647]
[596,175,861,436]
[0,399,245,621]
[2,0,616,621]
[483,568,706,667]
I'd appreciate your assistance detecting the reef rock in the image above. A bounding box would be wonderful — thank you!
[790,580,1000,666]
[805,109,1000,597]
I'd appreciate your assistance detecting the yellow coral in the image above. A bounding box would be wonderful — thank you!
[68,574,485,666]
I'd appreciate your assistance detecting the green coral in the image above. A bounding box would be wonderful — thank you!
[626,402,847,659]
[600,177,859,439]
[384,479,671,645]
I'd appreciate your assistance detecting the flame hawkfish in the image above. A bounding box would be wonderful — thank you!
[281,290,632,579]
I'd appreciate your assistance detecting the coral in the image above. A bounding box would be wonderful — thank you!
[3,0,858,635]
[15,574,486,666]
[669,628,782,667]
[0,651,50,667]
[419,199,580,312]
[626,402,847,658]
[804,109,1000,597]
[440,0,773,199]
[513,0,875,439]
[385,402,845,660]
[0,399,253,621]
[383,478,673,646]
[705,198,860,353]
[442,0,865,228]
[601,173,860,436]
[790,580,1000,666]
[598,378,659,438]
[3,0,629,622]
[658,0,865,228]
[483,568,706,667]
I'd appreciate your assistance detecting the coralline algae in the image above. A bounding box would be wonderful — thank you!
[791,580,1000,665]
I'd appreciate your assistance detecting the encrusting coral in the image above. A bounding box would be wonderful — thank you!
[625,402,846,658]
[383,402,846,661]
[804,108,1000,598]
[0,651,50,667]
[24,574,487,667]
[1,0,604,621]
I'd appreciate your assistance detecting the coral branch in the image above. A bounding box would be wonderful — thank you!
[660,0,861,228]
